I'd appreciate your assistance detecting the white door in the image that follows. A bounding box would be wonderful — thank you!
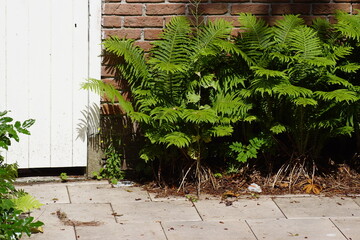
[0,0,101,168]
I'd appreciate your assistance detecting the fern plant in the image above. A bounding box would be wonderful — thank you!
[233,13,360,174]
[83,17,253,192]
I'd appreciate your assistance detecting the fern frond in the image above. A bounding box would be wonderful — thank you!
[274,14,304,44]
[213,93,252,117]
[103,37,148,81]
[251,66,287,78]
[11,194,43,212]
[315,89,358,103]
[209,125,233,137]
[270,124,287,134]
[182,108,218,124]
[164,132,192,148]
[273,84,313,98]
[238,13,273,50]
[336,63,360,73]
[81,79,134,113]
[292,97,318,107]
[327,74,354,88]
[151,107,182,124]
[288,26,322,59]
[193,19,235,58]
[150,16,191,73]
[335,10,360,41]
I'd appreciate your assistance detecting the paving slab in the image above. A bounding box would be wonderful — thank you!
[19,183,69,204]
[29,203,116,226]
[21,226,75,240]
[273,197,360,219]
[75,222,167,240]
[67,184,151,203]
[112,201,201,223]
[162,220,256,240]
[193,198,285,221]
[353,197,360,207]
[331,218,360,240]
[247,218,346,240]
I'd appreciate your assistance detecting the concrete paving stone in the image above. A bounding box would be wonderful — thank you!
[247,218,346,240]
[67,184,151,203]
[193,198,285,221]
[331,218,360,240]
[75,222,167,240]
[29,203,116,226]
[162,220,257,240]
[19,183,70,204]
[273,197,360,219]
[21,226,75,240]
[112,201,201,223]
[353,197,360,207]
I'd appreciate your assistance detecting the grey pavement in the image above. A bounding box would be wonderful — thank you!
[17,180,360,240]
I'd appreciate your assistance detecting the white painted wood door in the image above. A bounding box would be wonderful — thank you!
[0,0,101,168]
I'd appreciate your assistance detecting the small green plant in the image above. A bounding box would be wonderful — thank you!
[213,173,223,178]
[93,143,125,183]
[0,110,43,239]
[185,195,198,203]
[59,172,68,182]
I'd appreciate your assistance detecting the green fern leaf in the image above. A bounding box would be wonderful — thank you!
[273,84,313,98]
[335,10,360,41]
[81,79,134,113]
[336,63,360,73]
[327,74,354,88]
[11,194,43,213]
[292,97,318,107]
[315,89,358,103]
[103,37,148,81]
[209,125,233,137]
[270,124,287,134]
[151,107,182,124]
[288,26,322,59]
[150,16,191,73]
[274,14,304,44]
[182,108,218,124]
[251,66,287,78]
[164,132,192,148]
[238,13,273,50]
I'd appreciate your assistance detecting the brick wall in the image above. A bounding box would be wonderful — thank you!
[101,0,360,113]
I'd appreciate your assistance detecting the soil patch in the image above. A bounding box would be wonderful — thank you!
[144,164,360,198]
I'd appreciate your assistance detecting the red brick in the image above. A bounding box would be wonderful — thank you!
[103,3,143,15]
[335,0,360,2]
[124,16,164,27]
[189,3,228,15]
[103,16,122,27]
[207,16,241,27]
[313,3,351,15]
[353,4,360,13]
[134,41,154,51]
[169,0,207,2]
[231,28,245,37]
[271,4,310,15]
[212,0,247,2]
[146,4,186,15]
[127,0,164,3]
[101,104,127,115]
[231,4,270,15]
[103,29,142,39]
[293,0,328,2]
[253,0,289,2]
[101,66,115,77]
[144,29,163,40]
